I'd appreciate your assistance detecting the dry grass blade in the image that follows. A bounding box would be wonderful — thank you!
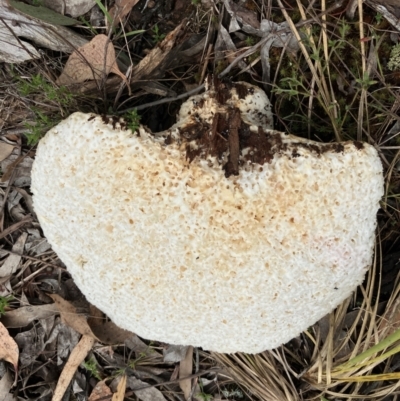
[303,241,400,398]
[212,351,298,401]
[276,0,342,141]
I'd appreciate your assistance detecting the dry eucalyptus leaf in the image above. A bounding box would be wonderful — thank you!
[44,320,81,365]
[14,325,45,368]
[125,334,158,356]
[90,320,135,344]
[0,370,15,401]
[163,344,189,363]
[57,34,128,86]
[0,322,19,386]
[112,374,127,401]
[0,143,15,163]
[52,334,95,401]
[128,377,167,401]
[49,294,98,339]
[109,0,140,27]
[9,1,79,26]
[89,379,112,401]
[179,346,193,400]
[0,233,27,296]
[223,0,260,34]
[1,304,58,328]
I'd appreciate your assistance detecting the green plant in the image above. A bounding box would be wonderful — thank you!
[128,351,148,370]
[355,72,378,89]
[124,109,141,132]
[0,295,13,316]
[83,356,101,380]
[17,74,71,104]
[15,74,76,145]
[24,109,55,146]
[112,368,127,378]
[245,35,256,47]
[152,24,166,43]
[196,381,213,401]
[274,74,310,98]
[375,12,383,25]
[196,391,212,401]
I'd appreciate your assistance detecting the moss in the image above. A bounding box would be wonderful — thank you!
[387,44,400,71]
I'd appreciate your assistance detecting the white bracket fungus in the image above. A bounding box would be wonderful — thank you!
[31,80,384,354]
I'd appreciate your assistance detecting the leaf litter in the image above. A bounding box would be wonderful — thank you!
[0,0,87,63]
[56,34,128,88]
[0,0,399,400]
[0,322,18,386]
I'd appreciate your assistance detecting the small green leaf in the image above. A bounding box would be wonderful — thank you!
[9,0,79,26]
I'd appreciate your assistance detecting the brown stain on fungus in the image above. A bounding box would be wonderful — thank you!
[234,83,250,99]
[353,141,364,150]
[165,80,363,176]
[224,108,241,177]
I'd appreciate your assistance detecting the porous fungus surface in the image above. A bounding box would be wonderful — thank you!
[31,82,383,353]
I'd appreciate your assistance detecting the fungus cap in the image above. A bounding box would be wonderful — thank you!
[31,82,383,353]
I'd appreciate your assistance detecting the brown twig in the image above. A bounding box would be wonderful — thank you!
[0,215,32,240]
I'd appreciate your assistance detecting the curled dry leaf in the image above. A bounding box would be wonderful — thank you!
[52,334,95,401]
[0,322,19,386]
[49,294,99,339]
[56,34,128,87]
[223,0,260,33]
